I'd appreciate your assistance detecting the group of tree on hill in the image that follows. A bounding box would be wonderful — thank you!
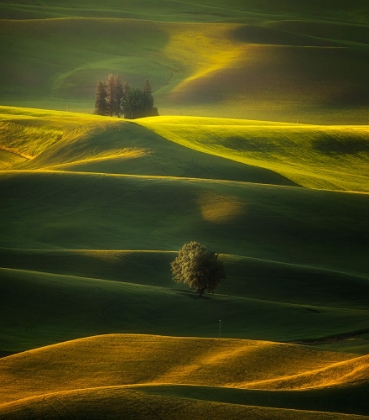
[94,74,159,119]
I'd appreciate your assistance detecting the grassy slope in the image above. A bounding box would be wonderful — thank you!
[0,106,119,160]
[1,264,369,353]
[1,170,368,272]
[1,107,369,358]
[0,334,369,419]
[1,1,369,416]
[0,1,369,122]
[137,116,369,192]
[3,389,368,420]
[1,0,367,21]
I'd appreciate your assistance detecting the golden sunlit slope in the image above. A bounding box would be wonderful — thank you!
[138,116,369,192]
[0,106,293,186]
[3,388,368,420]
[0,106,119,162]
[3,107,369,192]
[0,334,368,419]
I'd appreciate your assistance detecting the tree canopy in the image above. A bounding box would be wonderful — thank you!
[171,241,226,297]
[94,75,158,119]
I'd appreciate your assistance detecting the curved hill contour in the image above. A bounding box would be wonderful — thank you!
[1,0,369,417]
[1,5,369,122]
[1,107,369,357]
[0,334,368,419]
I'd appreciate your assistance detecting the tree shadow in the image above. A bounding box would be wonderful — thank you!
[173,289,211,300]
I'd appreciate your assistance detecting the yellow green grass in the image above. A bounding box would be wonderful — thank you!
[0,334,368,419]
[2,107,369,192]
[137,116,369,192]
[0,106,118,160]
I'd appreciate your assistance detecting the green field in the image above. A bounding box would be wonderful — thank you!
[1,105,369,418]
[1,0,369,122]
[1,1,369,419]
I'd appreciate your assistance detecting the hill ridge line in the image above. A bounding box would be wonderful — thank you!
[2,169,369,195]
[0,266,170,291]
[2,266,368,315]
[242,353,369,389]
[0,169,301,189]
[1,384,368,419]
[1,248,368,281]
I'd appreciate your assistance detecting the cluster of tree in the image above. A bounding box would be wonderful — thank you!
[171,241,226,297]
[94,74,159,119]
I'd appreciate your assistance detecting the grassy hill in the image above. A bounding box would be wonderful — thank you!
[138,116,369,191]
[0,0,368,22]
[1,1,369,417]
[1,107,369,358]
[0,0,369,122]
[0,334,369,419]
[1,110,368,420]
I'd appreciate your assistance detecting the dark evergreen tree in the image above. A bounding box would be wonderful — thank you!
[105,74,115,117]
[143,79,152,95]
[105,74,123,117]
[122,81,131,101]
[121,87,138,119]
[95,76,158,119]
[121,80,158,119]
[113,75,124,117]
[171,241,226,297]
[94,80,108,116]
[142,80,154,114]
[121,82,132,118]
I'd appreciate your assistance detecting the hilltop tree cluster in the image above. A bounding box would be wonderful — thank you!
[94,74,159,119]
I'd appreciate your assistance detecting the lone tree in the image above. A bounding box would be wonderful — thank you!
[171,241,226,297]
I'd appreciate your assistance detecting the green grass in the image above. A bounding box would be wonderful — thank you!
[1,107,369,357]
[1,3,369,122]
[0,105,119,161]
[0,0,368,23]
[1,170,368,273]
[1,262,369,352]
[137,116,369,192]
[2,0,369,414]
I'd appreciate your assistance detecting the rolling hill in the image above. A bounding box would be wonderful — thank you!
[0,0,369,122]
[1,106,368,358]
[0,334,369,419]
[1,1,369,418]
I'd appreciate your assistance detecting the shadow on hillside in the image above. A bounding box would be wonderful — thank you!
[313,137,369,155]
[174,289,211,300]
